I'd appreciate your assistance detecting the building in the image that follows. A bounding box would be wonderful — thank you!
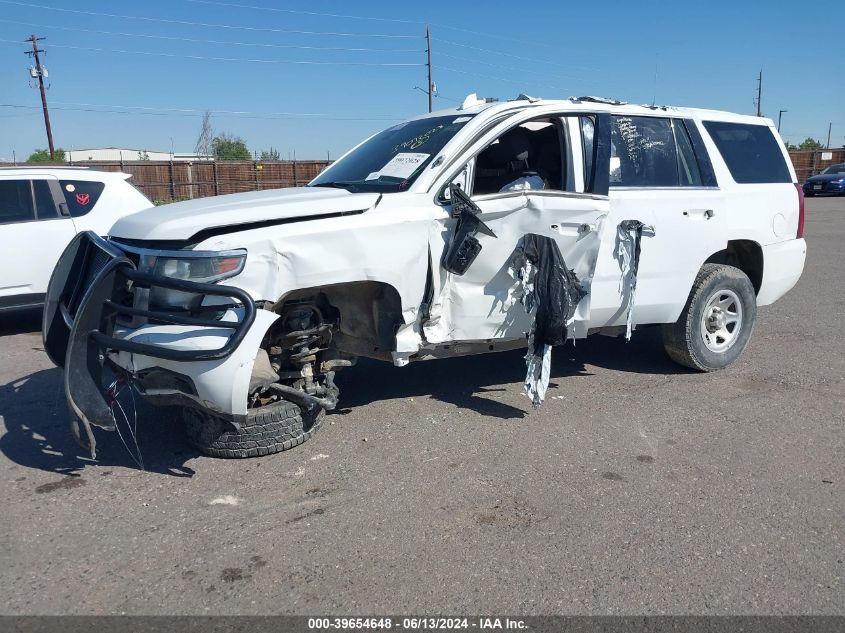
[64,148,212,162]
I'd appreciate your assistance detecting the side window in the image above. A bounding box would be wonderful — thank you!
[702,121,791,184]
[610,116,678,187]
[59,180,106,217]
[473,118,564,196]
[0,180,36,224]
[673,120,703,186]
[580,116,595,190]
[33,179,59,218]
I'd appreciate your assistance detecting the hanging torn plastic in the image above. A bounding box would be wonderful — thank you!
[511,234,586,407]
[615,219,655,340]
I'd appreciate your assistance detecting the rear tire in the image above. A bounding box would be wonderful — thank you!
[183,399,322,458]
[663,263,757,371]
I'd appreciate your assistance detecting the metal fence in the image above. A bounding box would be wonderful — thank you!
[3,150,842,202]
[788,149,845,184]
[52,159,332,203]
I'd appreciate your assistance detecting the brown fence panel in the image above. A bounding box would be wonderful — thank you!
[7,151,845,198]
[0,159,333,203]
[788,149,845,183]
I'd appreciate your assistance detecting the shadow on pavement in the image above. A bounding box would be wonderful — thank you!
[0,308,42,337]
[1,323,689,472]
[335,326,690,418]
[0,367,199,477]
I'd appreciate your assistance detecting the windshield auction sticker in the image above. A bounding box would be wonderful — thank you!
[372,152,430,179]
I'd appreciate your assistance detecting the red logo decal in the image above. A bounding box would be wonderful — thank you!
[75,193,90,205]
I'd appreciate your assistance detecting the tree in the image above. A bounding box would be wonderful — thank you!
[195,110,213,158]
[784,141,797,151]
[212,133,251,160]
[259,147,281,161]
[137,150,150,161]
[798,137,823,151]
[27,148,66,162]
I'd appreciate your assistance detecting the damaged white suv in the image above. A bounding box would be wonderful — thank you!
[43,94,807,459]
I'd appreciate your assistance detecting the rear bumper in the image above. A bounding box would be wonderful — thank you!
[42,231,275,430]
[803,182,844,194]
[757,238,807,306]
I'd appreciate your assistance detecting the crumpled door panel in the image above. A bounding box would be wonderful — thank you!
[424,191,608,344]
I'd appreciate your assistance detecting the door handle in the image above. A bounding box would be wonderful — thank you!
[682,208,715,219]
[549,222,597,240]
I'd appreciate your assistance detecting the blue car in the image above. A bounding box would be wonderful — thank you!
[803,163,845,196]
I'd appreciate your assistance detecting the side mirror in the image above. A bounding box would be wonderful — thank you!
[438,165,469,203]
[441,185,496,275]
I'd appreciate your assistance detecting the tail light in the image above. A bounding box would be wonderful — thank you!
[795,183,805,238]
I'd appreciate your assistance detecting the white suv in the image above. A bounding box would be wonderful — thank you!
[0,167,151,312]
[42,95,807,459]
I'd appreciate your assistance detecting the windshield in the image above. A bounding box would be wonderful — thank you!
[310,114,475,193]
[822,164,845,175]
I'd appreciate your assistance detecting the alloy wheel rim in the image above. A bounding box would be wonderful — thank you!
[700,288,743,353]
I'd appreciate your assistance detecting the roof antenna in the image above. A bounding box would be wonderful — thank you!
[651,53,658,107]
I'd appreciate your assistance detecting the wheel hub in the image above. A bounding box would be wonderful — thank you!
[706,307,727,333]
[700,289,743,353]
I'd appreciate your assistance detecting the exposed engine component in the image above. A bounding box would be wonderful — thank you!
[250,299,348,412]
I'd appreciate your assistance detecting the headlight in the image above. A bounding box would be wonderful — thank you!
[139,250,247,312]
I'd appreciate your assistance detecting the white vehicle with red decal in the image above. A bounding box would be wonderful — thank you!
[42,94,806,459]
[0,167,151,312]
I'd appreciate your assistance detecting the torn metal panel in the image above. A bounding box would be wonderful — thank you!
[615,219,655,340]
[426,191,607,345]
[512,234,586,407]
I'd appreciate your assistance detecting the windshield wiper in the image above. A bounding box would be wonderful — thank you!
[310,181,360,193]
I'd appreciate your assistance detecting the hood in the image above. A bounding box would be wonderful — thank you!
[109,187,381,241]
[806,173,845,183]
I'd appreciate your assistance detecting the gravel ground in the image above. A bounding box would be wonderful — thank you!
[0,197,842,616]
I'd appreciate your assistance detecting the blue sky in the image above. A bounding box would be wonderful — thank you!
[1,0,843,160]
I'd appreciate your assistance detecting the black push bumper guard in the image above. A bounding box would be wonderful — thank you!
[43,231,256,439]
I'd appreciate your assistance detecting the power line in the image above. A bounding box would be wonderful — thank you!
[438,65,568,94]
[432,37,599,73]
[53,102,401,119]
[0,103,404,121]
[0,19,423,52]
[0,1,421,38]
[0,38,425,66]
[184,0,426,25]
[180,0,575,53]
[436,50,589,83]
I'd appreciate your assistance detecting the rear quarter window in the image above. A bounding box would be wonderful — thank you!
[0,180,35,223]
[60,180,106,217]
[702,121,791,184]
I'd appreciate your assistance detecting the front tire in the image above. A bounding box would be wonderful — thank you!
[663,263,757,371]
[183,399,322,458]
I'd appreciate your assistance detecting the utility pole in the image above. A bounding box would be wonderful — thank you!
[778,109,787,132]
[25,35,55,159]
[826,122,832,148]
[426,25,433,113]
[755,69,762,117]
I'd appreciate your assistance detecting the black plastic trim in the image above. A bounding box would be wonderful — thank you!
[90,268,256,362]
[684,119,719,187]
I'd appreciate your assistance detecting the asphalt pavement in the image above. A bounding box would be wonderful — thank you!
[0,197,842,615]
